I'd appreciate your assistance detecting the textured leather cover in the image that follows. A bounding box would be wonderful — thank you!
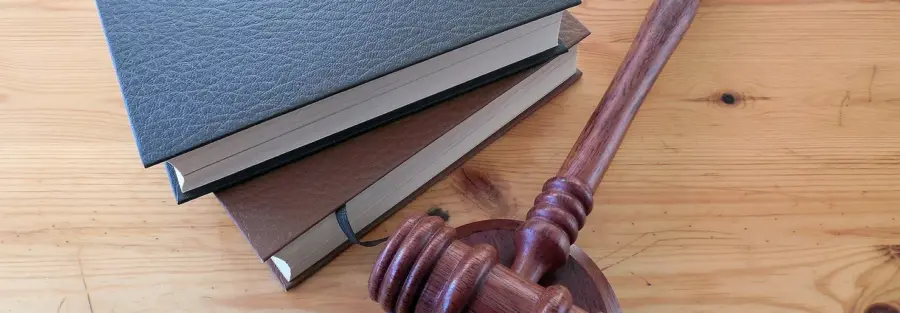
[215,14,589,290]
[95,0,581,166]
[167,44,565,204]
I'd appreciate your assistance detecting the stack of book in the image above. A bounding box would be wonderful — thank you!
[96,0,590,290]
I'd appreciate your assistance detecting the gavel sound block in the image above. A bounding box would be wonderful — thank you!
[370,0,700,312]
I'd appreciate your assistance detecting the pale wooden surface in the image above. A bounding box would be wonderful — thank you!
[2,0,900,312]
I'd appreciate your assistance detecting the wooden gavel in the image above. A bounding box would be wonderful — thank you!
[369,1,700,312]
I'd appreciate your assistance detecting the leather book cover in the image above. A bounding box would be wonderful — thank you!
[215,14,589,290]
[95,0,580,167]
[166,42,566,204]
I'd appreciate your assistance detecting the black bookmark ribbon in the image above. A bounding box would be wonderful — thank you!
[335,204,388,247]
[335,205,451,248]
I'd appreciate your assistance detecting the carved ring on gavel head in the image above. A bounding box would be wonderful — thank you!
[370,0,700,312]
[369,214,587,313]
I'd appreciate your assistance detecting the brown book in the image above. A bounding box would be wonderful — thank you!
[215,13,590,290]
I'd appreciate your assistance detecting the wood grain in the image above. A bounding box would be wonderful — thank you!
[2,0,900,312]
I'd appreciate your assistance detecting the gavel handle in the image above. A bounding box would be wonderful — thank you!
[512,0,700,283]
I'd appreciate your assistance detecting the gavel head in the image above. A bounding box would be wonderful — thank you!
[368,214,590,313]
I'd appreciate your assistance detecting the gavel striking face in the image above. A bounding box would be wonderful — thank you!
[370,1,700,312]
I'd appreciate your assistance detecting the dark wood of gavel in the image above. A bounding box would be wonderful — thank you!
[369,1,699,312]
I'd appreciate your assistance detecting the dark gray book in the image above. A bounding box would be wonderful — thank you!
[96,0,580,202]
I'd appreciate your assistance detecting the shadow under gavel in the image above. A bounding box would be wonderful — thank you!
[370,1,699,312]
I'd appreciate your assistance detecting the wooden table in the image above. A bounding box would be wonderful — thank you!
[3,0,900,312]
